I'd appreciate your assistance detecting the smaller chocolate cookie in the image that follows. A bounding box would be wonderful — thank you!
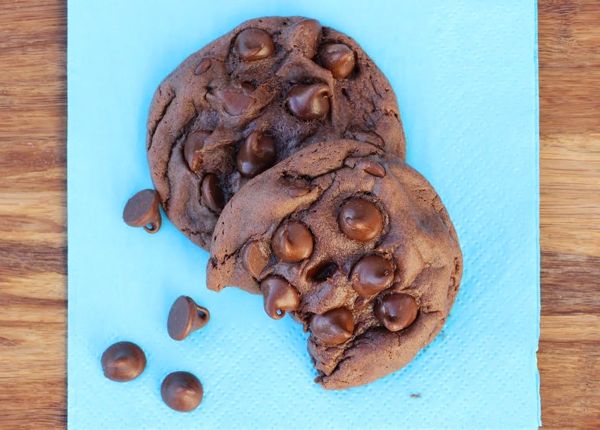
[208,140,462,389]
[147,16,405,249]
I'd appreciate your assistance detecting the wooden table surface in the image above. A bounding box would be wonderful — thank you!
[1,1,598,428]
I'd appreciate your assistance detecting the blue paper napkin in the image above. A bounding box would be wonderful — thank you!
[68,1,540,428]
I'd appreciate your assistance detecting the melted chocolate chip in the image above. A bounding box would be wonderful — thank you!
[319,43,356,79]
[374,293,418,332]
[338,198,384,242]
[357,159,386,177]
[101,341,146,382]
[234,28,275,61]
[183,131,210,172]
[236,132,277,177]
[310,307,354,345]
[350,255,394,297]
[260,276,301,319]
[287,19,321,58]
[279,176,312,197]
[212,88,255,116]
[241,240,270,278]
[122,189,162,233]
[161,371,203,412]
[167,296,210,341]
[286,83,331,120]
[201,174,225,213]
[286,184,311,197]
[194,58,212,75]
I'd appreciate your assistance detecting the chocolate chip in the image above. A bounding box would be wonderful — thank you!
[161,371,203,412]
[183,131,210,172]
[122,189,162,234]
[201,174,225,213]
[338,198,383,242]
[101,341,146,382]
[286,184,311,197]
[279,175,312,197]
[260,276,301,319]
[272,220,314,263]
[319,43,356,79]
[356,159,386,177]
[286,83,331,120]
[310,307,354,345]
[374,293,418,332]
[211,88,254,116]
[236,131,276,177]
[241,240,270,278]
[287,19,321,58]
[194,58,212,75]
[234,28,275,61]
[167,296,210,341]
[350,255,394,297]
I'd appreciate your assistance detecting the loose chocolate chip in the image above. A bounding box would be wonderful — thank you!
[183,131,210,172]
[167,296,210,341]
[356,159,386,177]
[161,371,203,412]
[338,198,384,242]
[260,276,301,319]
[241,240,270,278]
[123,189,162,234]
[272,221,314,263]
[350,255,394,297]
[310,307,354,345]
[236,131,276,177]
[286,83,331,120]
[212,88,255,116]
[101,341,146,382]
[374,293,419,332]
[319,43,356,79]
[234,28,275,61]
[201,174,225,213]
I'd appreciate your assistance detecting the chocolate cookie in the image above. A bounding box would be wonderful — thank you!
[147,16,405,249]
[207,140,462,389]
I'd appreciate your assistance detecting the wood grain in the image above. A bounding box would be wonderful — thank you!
[0,0,67,429]
[0,0,598,428]
[539,0,600,428]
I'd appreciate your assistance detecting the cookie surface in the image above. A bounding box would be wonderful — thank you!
[207,140,462,389]
[147,16,405,249]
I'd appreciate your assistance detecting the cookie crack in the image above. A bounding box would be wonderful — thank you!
[283,145,381,184]
[162,104,199,211]
[148,89,176,148]
[368,74,384,99]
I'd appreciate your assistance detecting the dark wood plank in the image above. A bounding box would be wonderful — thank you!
[542,252,600,316]
[539,0,600,428]
[0,0,67,429]
[0,0,599,428]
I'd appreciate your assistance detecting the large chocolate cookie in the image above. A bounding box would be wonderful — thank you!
[207,140,462,389]
[147,16,405,249]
